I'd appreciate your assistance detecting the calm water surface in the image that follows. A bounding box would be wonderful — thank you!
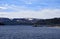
[0,25,60,39]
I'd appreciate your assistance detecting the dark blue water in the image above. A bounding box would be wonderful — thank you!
[0,25,60,39]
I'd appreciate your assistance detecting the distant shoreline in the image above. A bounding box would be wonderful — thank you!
[33,25,60,27]
[0,24,60,27]
[0,17,60,27]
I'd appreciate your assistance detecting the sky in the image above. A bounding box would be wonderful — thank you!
[0,0,60,19]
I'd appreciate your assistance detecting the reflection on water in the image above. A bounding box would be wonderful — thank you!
[0,25,60,39]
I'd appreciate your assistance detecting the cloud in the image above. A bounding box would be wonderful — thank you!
[0,7,8,9]
[0,4,11,10]
[0,4,22,12]
[0,0,60,12]
[0,9,60,19]
[0,0,60,19]
[0,4,31,12]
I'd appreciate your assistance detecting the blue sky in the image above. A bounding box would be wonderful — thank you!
[0,0,60,19]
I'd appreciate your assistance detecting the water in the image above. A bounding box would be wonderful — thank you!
[0,25,60,39]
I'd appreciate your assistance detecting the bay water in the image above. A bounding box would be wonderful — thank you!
[0,25,60,39]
